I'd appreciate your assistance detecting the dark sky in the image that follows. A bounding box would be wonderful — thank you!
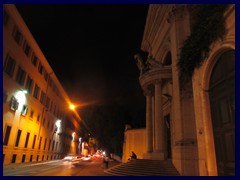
[15,4,148,112]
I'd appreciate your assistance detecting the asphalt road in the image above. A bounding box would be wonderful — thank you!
[3,158,120,176]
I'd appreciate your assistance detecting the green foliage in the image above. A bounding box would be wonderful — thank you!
[178,5,229,87]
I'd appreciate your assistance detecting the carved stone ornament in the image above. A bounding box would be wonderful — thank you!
[134,53,147,75]
[146,55,163,70]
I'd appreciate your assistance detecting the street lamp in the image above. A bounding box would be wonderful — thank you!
[69,104,75,110]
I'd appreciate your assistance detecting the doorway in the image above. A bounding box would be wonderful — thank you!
[164,114,172,159]
[209,50,235,175]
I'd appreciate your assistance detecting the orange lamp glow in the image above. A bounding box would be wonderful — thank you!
[69,104,75,110]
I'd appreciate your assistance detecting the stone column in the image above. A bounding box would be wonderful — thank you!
[154,80,164,154]
[144,88,153,153]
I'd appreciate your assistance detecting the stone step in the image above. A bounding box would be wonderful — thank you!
[104,159,180,176]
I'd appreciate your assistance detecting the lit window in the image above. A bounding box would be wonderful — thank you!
[10,96,19,111]
[21,105,28,116]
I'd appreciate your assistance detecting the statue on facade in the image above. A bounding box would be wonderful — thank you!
[134,53,147,75]
[146,55,162,70]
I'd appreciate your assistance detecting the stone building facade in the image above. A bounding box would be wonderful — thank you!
[3,4,81,164]
[126,4,235,176]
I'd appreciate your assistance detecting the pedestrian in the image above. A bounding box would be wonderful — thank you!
[104,156,109,169]
[102,156,109,169]
[130,151,137,160]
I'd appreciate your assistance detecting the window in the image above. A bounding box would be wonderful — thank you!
[44,138,47,150]
[30,155,33,162]
[38,137,42,150]
[25,76,34,94]
[10,96,19,111]
[12,154,17,163]
[4,126,12,146]
[42,155,44,161]
[15,129,22,147]
[55,142,58,151]
[45,96,50,109]
[4,54,16,77]
[44,72,48,82]
[52,140,55,151]
[40,90,45,104]
[12,25,23,45]
[33,84,40,99]
[16,66,26,86]
[38,62,43,74]
[23,40,31,57]
[32,135,36,149]
[21,105,28,116]
[31,53,38,67]
[22,154,26,162]
[24,132,30,148]
[37,114,40,122]
[3,10,10,26]
[36,155,39,161]
[48,140,51,151]
[29,109,34,119]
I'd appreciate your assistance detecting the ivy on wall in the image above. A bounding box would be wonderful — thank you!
[178,4,229,87]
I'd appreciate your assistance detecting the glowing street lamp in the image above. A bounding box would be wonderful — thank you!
[69,104,75,110]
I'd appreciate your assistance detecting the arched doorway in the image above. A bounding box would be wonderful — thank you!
[209,50,235,175]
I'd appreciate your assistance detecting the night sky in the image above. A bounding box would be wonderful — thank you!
[15,4,148,123]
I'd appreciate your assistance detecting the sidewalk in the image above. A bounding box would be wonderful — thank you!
[3,160,61,171]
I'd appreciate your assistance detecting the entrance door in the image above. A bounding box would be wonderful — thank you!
[164,114,172,159]
[209,50,235,176]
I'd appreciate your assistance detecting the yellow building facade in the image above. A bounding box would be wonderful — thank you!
[3,4,81,164]
[124,4,235,176]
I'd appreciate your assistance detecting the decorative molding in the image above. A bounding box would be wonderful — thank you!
[139,66,172,88]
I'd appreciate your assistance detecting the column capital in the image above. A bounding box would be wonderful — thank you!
[143,85,154,96]
[154,79,162,85]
